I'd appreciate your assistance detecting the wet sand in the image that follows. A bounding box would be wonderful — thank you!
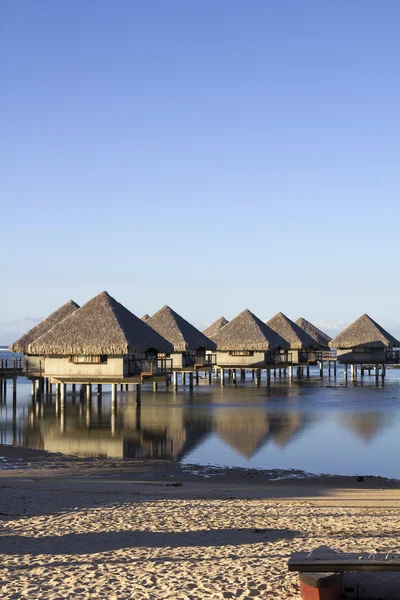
[1,446,400,599]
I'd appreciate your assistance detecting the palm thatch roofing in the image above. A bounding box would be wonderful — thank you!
[329,314,400,349]
[203,316,229,340]
[28,291,174,355]
[212,309,289,351]
[9,300,80,353]
[146,306,216,352]
[266,313,319,350]
[295,317,332,349]
[141,314,150,321]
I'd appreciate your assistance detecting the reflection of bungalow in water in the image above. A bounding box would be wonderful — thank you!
[295,318,332,350]
[9,300,80,377]
[25,402,211,461]
[330,314,400,370]
[212,309,289,373]
[28,291,174,384]
[214,410,270,458]
[146,306,216,371]
[337,412,390,443]
[266,313,319,364]
[203,317,229,340]
[267,412,312,449]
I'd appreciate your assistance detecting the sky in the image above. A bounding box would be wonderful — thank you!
[2,0,400,343]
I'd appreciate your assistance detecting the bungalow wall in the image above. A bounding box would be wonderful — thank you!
[337,348,386,364]
[44,356,124,378]
[216,351,267,368]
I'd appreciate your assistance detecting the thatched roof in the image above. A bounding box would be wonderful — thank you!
[28,291,174,355]
[141,314,150,321]
[266,313,319,349]
[203,317,229,340]
[329,314,400,349]
[295,317,332,349]
[9,300,80,353]
[213,309,290,351]
[146,306,216,352]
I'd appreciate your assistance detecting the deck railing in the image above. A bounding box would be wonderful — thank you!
[128,358,173,377]
[266,352,293,365]
[194,354,216,367]
[0,358,24,375]
[386,350,400,364]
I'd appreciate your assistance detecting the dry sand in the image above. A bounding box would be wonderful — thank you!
[1,446,400,599]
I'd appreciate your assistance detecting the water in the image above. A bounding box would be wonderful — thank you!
[1,352,400,478]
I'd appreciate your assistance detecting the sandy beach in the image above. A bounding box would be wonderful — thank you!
[1,447,400,599]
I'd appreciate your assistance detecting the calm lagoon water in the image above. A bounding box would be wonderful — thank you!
[1,348,400,478]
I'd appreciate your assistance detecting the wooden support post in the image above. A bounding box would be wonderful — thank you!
[319,362,323,377]
[48,382,52,400]
[279,368,282,378]
[306,367,310,377]
[189,372,194,389]
[182,372,185,386]
[56,383,61,396]
[60,401,66,433]
[252,369,255,380]
[12,378,17,403]
[196,371,199,385]
[289,366,293,381]
[328,361,331,377]
[232,369,237,384]
[208,370,212,384]
[220,369,225,386]
[344,364,348,380]
[60,383,66,405]
[72,384,76,394]
[381,364,385,379]
[228,369,232,380]
[111,398,117,436]
[173,372,178,390]
[97,384,102,396]
[361,366,364,377]
[256,369,261,386]
[351,364,355,380]
[333,361,337,377]
[31,380,36,396]
[136,384,141,405]
[153,382,158,391]
[86,383,92,401]
[111,383,117,403]
[266,368,271,384]
[241,369,245,381]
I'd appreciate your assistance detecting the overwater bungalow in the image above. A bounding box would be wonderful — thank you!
[27,291,174,386]
[141,314,150,322]
[203,317,229,340]
[329,314,400,369]
[146,306,216,371]
[9,300,80,377]
[266,312,319,364]
[295,317,332,350]
[212,309,290,375]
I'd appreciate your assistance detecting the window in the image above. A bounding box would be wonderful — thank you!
[68,355,107,364]
[228,351,254,356]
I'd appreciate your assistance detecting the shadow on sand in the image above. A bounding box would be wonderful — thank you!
[0,527,300,556]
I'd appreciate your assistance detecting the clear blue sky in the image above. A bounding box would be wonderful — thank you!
[2,0,400,337]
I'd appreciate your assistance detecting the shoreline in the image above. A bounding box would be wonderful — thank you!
[1,444,400,509]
